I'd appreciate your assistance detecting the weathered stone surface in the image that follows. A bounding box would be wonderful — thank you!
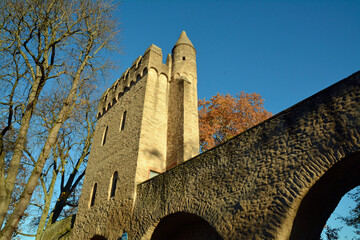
[69,30,360,240]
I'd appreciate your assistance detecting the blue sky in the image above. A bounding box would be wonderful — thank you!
[109,0,360,116]
[106,0,360,238]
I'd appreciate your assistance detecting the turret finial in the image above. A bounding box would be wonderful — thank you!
[174,31,194,50]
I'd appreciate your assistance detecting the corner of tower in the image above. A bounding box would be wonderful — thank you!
[143,44,162,61]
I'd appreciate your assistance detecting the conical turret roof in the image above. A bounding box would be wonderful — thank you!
[174,31,194,49]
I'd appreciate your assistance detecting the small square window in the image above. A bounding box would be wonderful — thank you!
[182,56,186,60]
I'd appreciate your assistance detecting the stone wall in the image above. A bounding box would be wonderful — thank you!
[131,71,360,239]
[71,65,149,239]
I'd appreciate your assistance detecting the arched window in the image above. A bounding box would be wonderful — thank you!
[102,126,108,146]
[109,171,118,198]
[143,67,148,76]
[89,183,97,207]
[120,111,127,131]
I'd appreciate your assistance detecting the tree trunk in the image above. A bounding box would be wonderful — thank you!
[0,72,45,228]
[0,56,89,240]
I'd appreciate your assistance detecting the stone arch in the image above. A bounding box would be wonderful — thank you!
[148,67,158,76]
[136,73,142,81]
[289,151,360,239]
[137,198,232,240]
[143,67,148,76]
[148,212,223,240]
[118,91,124,100]
[159,73,169,82]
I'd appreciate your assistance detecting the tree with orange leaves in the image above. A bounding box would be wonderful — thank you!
[198,92,272,151]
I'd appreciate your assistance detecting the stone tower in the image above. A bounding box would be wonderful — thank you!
[167,31,199,168]
[71,31,199,239]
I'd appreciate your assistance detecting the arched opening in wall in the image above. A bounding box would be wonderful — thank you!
[143,67,148,76]
[109,171,118,198]
[130,80,136,88]
[320,186,360,239]
[150,212,223,240]
[289,151,360,240]
[89,183,97,207]
[90,235,107,240]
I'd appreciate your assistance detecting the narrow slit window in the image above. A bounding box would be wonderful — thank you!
[120,111,127,131]
[102,126,108,146]
[90,183,97,207]
[109,171,118,198]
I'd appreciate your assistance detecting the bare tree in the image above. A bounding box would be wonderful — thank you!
[0,0,119,239]
[30,87,97,239]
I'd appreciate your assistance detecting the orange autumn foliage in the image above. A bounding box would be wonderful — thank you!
[198,92,272,151]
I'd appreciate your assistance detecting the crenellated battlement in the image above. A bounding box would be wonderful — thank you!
[97,44,171,118]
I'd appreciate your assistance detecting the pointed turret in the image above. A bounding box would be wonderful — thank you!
[173,31,195,52]
[167,31,199,169]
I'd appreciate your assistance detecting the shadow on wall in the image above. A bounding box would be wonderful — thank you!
[90,235,107,240]
[144,148,163,158]
[289,151,360,240]
[150,212,223,240]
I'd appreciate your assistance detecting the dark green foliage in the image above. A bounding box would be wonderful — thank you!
[321,226,341,240]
